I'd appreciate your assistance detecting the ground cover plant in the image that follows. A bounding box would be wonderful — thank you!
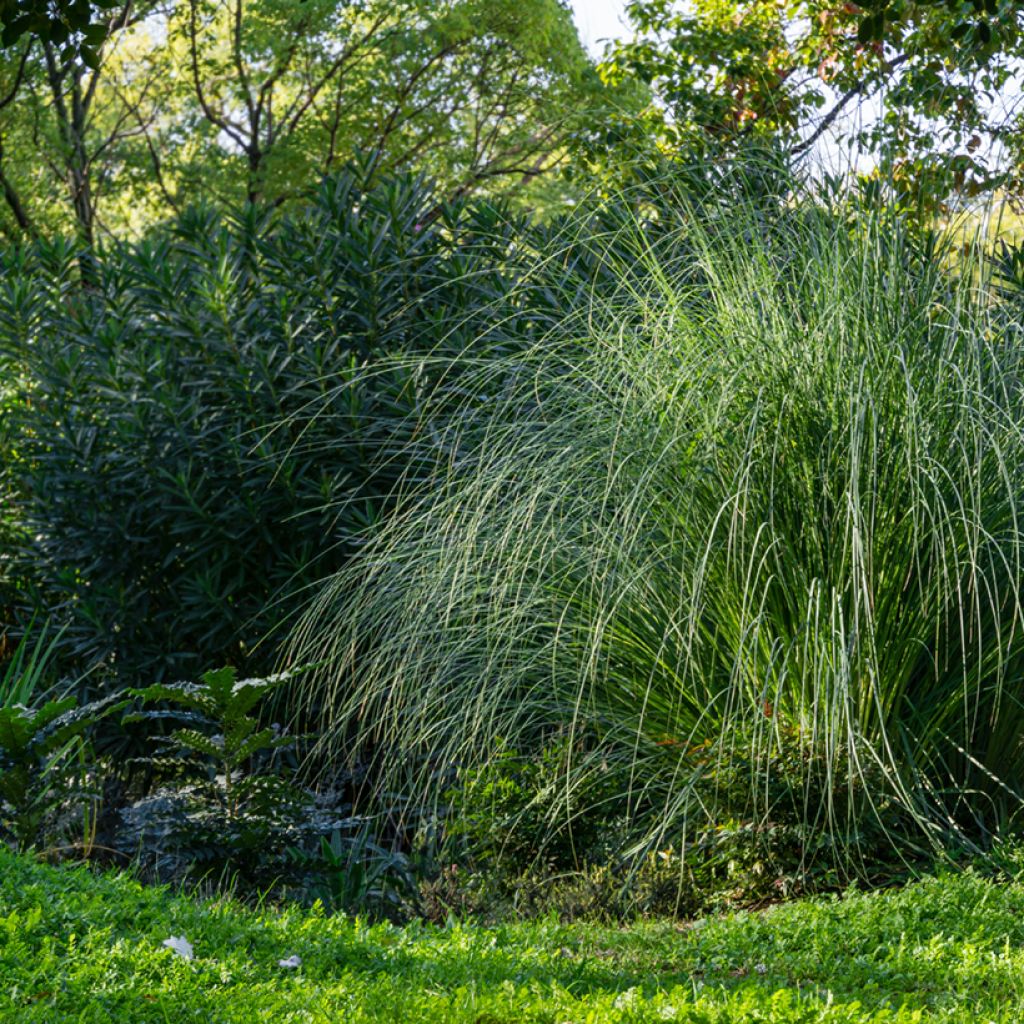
[291,187,1024,894]
[4,846,1024,1022]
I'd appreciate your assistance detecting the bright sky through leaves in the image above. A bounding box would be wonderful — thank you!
[567,0,873,172]
[567,0,629,57]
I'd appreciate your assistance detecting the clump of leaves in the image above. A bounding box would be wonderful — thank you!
[288,821,422,921]
[130,666,300,817]
[435,726,919,923]
[119,666,315,885]
[4,168,544,687]
[0,621,60,708]
[446,736,626,873]
[0,693,119,852]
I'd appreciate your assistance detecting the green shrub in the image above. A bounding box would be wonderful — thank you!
[445,737,626,872]
[0,631,121,852]
[0,278,34,646]
[287,821,423,920]
[292,192,1024,882]
[1,165,548,685]
[1,153,788,687]
[118,666,309,884]
[0,697,93,851]
[438,729,910,920]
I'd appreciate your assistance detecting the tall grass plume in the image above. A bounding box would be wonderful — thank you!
[290,188,1024,880]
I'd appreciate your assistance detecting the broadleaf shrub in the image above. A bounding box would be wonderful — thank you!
[117,665,310,885]
[0,688,123,852]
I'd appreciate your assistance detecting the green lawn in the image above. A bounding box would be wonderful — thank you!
[1,851,1023,1022]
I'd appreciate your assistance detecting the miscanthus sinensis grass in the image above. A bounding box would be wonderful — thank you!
[291,193,1024,878]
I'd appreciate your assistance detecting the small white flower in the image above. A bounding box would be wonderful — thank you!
[754,962,768,975]
[277,954,302,969]
[162,936,194,961]
[613,988,639,1010]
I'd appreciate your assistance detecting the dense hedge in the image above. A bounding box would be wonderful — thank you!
[0,167,577,684]
[0,155,799,687]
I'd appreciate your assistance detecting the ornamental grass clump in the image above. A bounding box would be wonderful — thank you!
[291,193,1024,881]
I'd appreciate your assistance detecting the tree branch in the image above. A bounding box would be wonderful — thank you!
[188,0,249,150]
[792,53,909,158]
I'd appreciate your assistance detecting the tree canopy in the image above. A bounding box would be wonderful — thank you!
[0,0,615,240]
[599,0,1024,202]
[1,0,1023,236]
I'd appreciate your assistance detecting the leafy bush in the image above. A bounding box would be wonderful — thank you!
[0,623,61,710]
[292,193,1024,883]
[1,153,790,688]
[1,164,553,685]
[0,285,32,645]
[130,666,302,812]
[0,697,94,851]
[118,666,312,884]
[438,729,910,920]
[0,446,18,645]
[445,737,627,871]
[0,632,121,852]
[114,663,418,910]
[287,820,422,919]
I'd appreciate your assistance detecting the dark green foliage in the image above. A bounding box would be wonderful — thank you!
[119,665,311,883]
[0,696,81,849]
[130,665,300,809]
[0,0,115,64]
[440,730,916,922]
[119,664,417,906]
[0,282,31,644]
[0,623,59,709]
[2,165,550,684]
[1,623,110,853]
[446,738,626,874]
[114,778,310,887]
[1,157,794,689]
[287,822,422,919]
[0,412,18,640]
[0,689,120,850]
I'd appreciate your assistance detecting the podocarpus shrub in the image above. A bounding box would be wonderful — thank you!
[1,164,575,685]
[0,381,20,645]
[0,247,49,646]
[291,193,1024,884]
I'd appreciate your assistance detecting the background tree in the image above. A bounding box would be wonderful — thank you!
[599,0,1024,205]
[0,1,167,243]
[174,0,598,206]
[0,0,614,240]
